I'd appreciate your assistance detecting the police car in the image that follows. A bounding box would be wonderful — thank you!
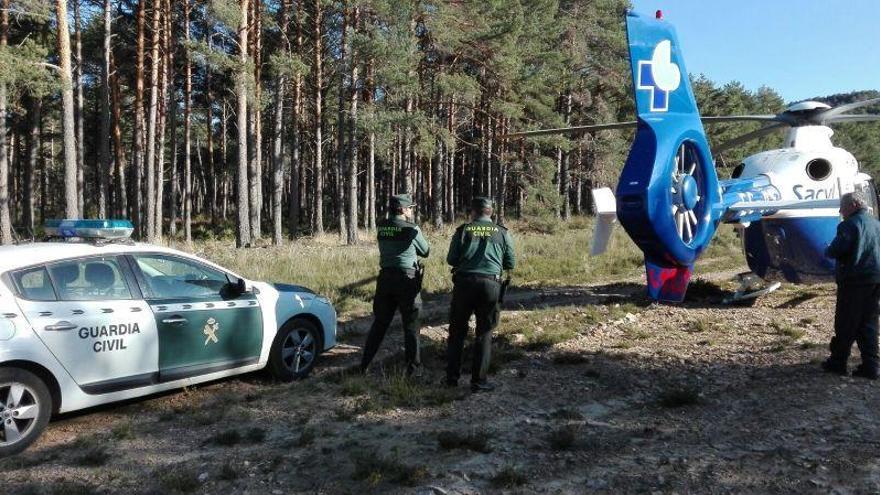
[0,220,337,456]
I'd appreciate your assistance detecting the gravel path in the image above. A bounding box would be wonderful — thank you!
[5,269,879,494]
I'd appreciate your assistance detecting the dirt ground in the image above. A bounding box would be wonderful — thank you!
[4,268,880,494]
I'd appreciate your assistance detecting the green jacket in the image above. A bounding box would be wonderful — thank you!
[377,216,430,270]
[825,209,880,285]
[446,216,515,276]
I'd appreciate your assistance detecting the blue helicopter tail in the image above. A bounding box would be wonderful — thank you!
[616,11,720,302]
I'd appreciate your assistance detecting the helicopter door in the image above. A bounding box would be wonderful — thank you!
[855,180,880,219]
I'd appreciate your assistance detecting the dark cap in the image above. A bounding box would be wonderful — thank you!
[390,193,414,209]
[471,197,494,210]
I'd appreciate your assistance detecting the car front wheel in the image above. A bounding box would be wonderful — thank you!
[268,318,321,381]
[0,368,52,457]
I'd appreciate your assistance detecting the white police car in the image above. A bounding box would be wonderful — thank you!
[0,220,336,456]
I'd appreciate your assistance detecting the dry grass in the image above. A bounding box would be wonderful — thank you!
[164,217,742,317]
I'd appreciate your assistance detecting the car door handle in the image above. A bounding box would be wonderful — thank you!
[44,321,78,332]
[162,315,188,325]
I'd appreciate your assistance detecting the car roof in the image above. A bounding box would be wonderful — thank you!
[0,242,226,275]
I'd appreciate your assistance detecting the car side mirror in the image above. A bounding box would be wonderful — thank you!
[223,277,250,299]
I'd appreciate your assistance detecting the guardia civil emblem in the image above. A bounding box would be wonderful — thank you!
[203,317,220,345]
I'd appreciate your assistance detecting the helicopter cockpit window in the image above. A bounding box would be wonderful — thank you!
[731,163,745,179]
[806,158,832,181]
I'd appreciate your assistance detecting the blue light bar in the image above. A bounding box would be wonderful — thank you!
[45,219,134,240]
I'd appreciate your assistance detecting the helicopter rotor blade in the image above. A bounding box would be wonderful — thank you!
[820,97,880,120]
[825,114,880,124]
[700,115,781,124]
[714,122,788,154]
[499,121,637,139]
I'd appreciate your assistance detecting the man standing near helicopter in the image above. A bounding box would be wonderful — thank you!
[823,190,880,380]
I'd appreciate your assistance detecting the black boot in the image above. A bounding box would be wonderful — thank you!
[822,358,847,376]
[852,365,878,380]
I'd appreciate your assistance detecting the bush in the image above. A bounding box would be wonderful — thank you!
[436,430,493,453]
[207,429,242,446]
[491,465,528,488]
[351,452,428,487]
[546,424,581,451]
[158,467,200,493]
[657,385,702,408]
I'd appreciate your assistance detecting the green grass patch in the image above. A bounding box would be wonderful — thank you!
[546,424,583,451]
[550,407,584,420]
[157,467,200,493]
[491,465,528,488]
[771,321,806,340]
[110,421,134,440]
[351,451,428,487]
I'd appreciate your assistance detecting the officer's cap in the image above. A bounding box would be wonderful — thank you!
[390,193,414,209]
[471,197,494,210]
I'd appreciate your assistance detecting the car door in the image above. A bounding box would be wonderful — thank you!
[127,253,263,382]
[10,256,159,393]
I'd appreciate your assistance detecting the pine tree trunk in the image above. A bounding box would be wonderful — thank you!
[38,110,46,224]
[430,96,442,228]
[345,5,359,244]
[169,85,178,236]
[145,0,161,240]
[73,0,85,215]
[0,1,10,243]
[236,0,252,247]
[155,0,170,239]
[205,19,217,225]
[364,58,375,231]
[249,0,263,242]
[134,0,146,232]
[97,0,112,220]
[168,5,177,237]
[24,96,40,236]
[271,0,289,246]
[496,118,507,224]
[221,100,228,221]
[184,0,193,243]
[446,97,456,223]
[271,82,285,245]
[288,0,302,239]
[56,0,79,219]
[560,92,572,221]
[311,0,323,235]
[110,53,127,219]
[335,0,348,239]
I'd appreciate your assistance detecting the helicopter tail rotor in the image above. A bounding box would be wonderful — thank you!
[613,11,722,302]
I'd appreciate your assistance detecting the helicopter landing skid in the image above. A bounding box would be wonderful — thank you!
[722,272,782,305]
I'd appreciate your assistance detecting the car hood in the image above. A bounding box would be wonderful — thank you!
[272,283,316,295]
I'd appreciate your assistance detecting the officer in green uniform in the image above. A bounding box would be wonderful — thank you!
[360,194,431,376]
[445,197,516,392]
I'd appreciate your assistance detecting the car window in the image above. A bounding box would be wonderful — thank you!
[133,254,231,300]
[47,258,133,301]
[13,267,56,301]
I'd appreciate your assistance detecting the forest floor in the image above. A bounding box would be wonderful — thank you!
[4,224,880,494]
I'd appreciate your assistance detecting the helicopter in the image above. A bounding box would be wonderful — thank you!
[504,10,880,303]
